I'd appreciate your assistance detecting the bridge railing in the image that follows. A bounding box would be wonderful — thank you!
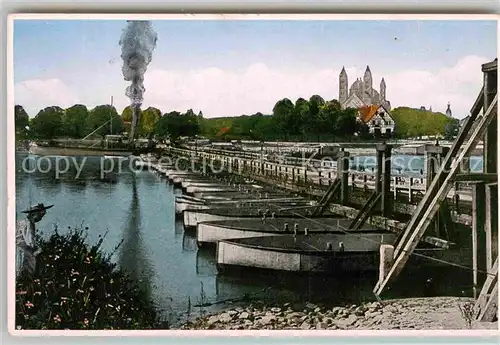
[166,146,472,204]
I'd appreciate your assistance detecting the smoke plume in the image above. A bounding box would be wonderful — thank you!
[119,20,157,141]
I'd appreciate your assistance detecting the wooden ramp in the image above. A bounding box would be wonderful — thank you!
[374,89,498,296]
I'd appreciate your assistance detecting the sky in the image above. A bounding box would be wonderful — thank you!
[13,18,498,120]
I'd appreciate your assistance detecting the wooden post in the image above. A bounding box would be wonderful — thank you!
[379,244,395,284]
[485,183,498,271]
[426,150,436,191]
[483,67,498,176]
[408,177,414,203]
[426,147,440,236]
[375,147,383,193]
[381,145,393,217]
[483,67,498,273]
[393,177,398,200]
[472,182,486,299]
[339,150,350,205]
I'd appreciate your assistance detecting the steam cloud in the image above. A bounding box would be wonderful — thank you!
[119,20,158,107]
[119,20,157,142]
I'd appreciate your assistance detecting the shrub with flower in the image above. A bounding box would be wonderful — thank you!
[15,226,169,330]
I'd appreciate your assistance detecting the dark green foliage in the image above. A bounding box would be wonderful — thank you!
[62,104,89,138]
[444,118,460,140]
[30,106,65,139]
[18,98,457,142]
[15,227,168,330]
[154,110,201,142]
[198,96,358,141]
[15,105,30,139]
[86,105,124,137]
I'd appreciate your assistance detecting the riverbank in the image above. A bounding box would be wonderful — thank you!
[177,297,497,330]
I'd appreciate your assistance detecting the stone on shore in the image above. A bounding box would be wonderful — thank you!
[178,297,497,331]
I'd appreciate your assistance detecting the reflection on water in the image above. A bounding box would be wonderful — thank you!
[15,152,474,326]
[182,232,198,252]
[117,176,154,301]
[196,248,218,277]
[174,220,184,235]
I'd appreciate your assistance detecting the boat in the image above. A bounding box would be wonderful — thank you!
[196,217,375,246]
[175,194,305,217]
[29,143,133,157]
[182,202,330,230]
[216,232,397,273]
[216,232,447,274]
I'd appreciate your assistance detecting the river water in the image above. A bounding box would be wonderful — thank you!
[15,152,476,326]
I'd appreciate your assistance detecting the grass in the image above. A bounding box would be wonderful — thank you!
[15,226,169,330]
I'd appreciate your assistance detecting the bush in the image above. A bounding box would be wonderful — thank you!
[15,226,168,330]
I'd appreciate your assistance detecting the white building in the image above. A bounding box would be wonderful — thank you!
[357,104,395,136]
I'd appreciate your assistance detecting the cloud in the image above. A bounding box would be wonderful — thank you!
[141,54,490,119]
[14,78,80,117]
[374,55,489,117]
[15,55,490,119]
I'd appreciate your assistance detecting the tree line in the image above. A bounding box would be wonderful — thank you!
[390,107,459,139]
[15,96,458,143]
[14,104,202,143]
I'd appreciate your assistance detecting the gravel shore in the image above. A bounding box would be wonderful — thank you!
[177,297,497,330]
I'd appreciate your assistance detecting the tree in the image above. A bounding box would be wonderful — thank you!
[154,110,200,142]
[334,108,357,137]
[444,118,460,140]
[390,107,451,138]
[121,105,142,134]
[308,95,325,116]
[356,121,371,139]
[328,99,341,110]
[15,105,30,139]
[317,102,338,136]
[272,98,294,139]
[86,105,124,137]
[63,104,89,138]
[138,107,161,137]
[30,106,65,139]
[293,98,309,138]
[307,95,326,140]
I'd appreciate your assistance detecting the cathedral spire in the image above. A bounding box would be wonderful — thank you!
[446,102,452,117]
[339,66,348,104]
[363,65,373,104]
[380,77,386,101]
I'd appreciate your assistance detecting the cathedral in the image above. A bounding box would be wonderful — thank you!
[339,65,391,111]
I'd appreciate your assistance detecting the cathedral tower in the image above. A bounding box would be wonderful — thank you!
[380,78,386,101]
[363,65,373,104]
[446,102,452,117]
[339,66,348,104]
